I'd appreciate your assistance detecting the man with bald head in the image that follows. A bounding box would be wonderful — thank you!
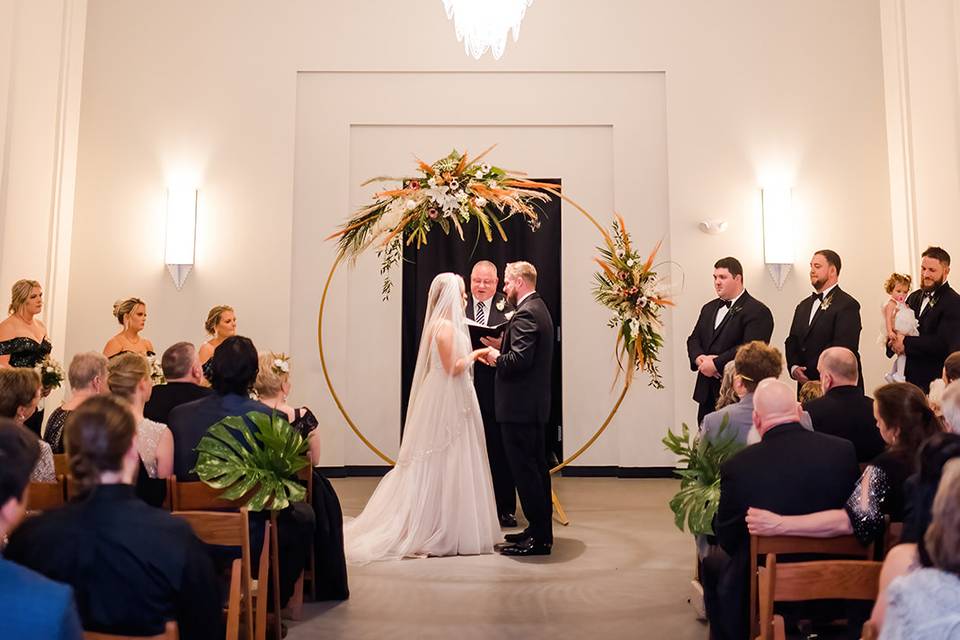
[703,379,859,640]
[803,347,886,462]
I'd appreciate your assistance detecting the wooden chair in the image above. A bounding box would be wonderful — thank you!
[84,621,179,639]
[168,476,277,640]
[27,476,66,512]
[285,465,316,619]
[53,453,69,477]
[749,534,872,637]
[756,558,882,640]
[171,509,268,640]
[884,521,904,556]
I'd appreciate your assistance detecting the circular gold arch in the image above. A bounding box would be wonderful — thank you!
[317,189,634,475]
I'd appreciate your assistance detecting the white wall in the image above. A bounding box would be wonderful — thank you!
[58,0,892,467]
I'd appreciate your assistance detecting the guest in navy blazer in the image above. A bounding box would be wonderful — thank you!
[0,418,82,640]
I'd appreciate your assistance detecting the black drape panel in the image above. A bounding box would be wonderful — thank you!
[401,179,563,463]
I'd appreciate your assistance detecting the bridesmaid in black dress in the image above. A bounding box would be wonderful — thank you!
[254,351,349,600]
[103,297,156,360]
[0,280,52,436]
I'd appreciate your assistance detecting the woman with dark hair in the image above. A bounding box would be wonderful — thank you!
[0,368,55,481]
[4,395,222,639]
[868,432,960,631]
[746,383,943,544]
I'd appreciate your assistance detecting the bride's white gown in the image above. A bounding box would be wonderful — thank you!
[343,315,500,563]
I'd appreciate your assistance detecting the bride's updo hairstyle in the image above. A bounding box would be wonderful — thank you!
[107,352,151,401]
[8,279,41,315]
[254,352,289,399]
[64,395,136,494]
[205,305,235,336]
[209,336,259,395]
[113,297,145,325]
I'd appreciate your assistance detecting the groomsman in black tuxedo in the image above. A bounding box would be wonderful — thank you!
[686,257,774,424]
[889,246,960,392]
[785,250,863,393]
[465,260,517,528]
[480,261,555,557]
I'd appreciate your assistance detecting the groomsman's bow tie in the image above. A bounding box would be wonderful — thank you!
[811,292,824,302]
[719,299,732,309]
[923,291,935,300]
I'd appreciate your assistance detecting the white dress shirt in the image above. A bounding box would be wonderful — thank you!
[714,291,745,329]
[808,283,839,325]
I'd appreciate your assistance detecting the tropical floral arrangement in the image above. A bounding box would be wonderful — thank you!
[328,146,554,298]
[593,216,673,388]
[662,418,745,536]
[193,411,310,511]
[35,355,64,390]
[147,355,165,386]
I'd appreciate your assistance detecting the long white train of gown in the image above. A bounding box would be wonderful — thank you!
[343,348,500,564]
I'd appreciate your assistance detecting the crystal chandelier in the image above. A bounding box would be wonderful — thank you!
[442,0,533,60]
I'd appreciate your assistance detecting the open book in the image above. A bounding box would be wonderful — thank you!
[465,319,507,349]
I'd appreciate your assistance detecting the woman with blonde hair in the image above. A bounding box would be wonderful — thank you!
[198,305,236,367]
[0,279,52,435]
[103,297,155,359]
[107,352,172,479]
[44,352,109,453]
[0,367,55,481]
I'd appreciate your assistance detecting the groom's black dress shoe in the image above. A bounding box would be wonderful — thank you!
[503,531,530,544]
[499,513,518,528]
[498,539,552,557]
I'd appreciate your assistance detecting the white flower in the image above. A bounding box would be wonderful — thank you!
[456,191,468,203]
[475,196,488,208]
[637,296,648,308]
[496,298,505,312]
[404,199,418,210]
[487,180,497,188]
[273,358,289,373]
[475,169,485,178]
[630,319,640,336]
[449,179,460,190]
[427,177,437,188]
[626,259,635,267]
[481,163,491,173]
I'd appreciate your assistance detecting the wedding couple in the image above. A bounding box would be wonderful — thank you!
[343,261,555,561]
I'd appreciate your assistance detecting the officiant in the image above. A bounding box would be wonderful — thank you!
[466,260,517,528]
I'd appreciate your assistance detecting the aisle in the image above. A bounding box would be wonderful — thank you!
[287,477,706,640]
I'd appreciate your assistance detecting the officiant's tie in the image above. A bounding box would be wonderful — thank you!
[476,300,486,325]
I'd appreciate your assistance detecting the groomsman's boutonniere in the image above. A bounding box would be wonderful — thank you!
[820,294,835,311]
[928,295,938,310]
[727,305,742,319]
[495,298,506,312]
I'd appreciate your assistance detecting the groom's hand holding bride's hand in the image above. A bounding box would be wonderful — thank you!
[478,347,500,367]
[480,335,502,350]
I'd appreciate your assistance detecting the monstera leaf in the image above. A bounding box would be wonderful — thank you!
[193,411,310,511]
[662,417,746,536]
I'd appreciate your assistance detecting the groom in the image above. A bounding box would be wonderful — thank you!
[480,261,555,556]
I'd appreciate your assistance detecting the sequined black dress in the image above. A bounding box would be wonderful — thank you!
[0,336,52,435]
[843,448,913,545]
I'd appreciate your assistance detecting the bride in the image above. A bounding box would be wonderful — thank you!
[343,272,501,563]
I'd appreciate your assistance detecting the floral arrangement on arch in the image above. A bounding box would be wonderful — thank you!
[328,146,554,298]
[593,216,673,388]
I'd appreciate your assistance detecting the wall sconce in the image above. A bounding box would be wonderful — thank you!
[761,187,794,290]
[164,188,197,290]
[698,218,728,235]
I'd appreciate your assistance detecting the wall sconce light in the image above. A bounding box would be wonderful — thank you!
[698,218,728,235]
[761,187,794,290]
[164,188,197,290]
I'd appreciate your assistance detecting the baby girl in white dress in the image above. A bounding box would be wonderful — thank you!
[883,273,919,383]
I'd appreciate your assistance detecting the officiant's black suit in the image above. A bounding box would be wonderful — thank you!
[900,283,960,392]
[494,292,554,545]
[785,286,863,391]
[686,291,774,423]
[467,291,517,520]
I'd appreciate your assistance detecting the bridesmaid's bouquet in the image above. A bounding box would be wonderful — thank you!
[147,355,165,385]
[36,355,65,390]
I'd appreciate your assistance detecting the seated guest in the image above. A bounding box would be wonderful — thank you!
[108,353,172,479]
[928,351,960,418]
[44,352,108,453]
[714,361,739,411]
[942,381,960,434]
[703,379,860,640]
[747,382,943,545]
[4,396,222,639]
[869,433,960,631]
[881,459,960,638]
[700,341,811,445]
[798,380,823,402]
[103,297,155,359]
[0,368,54,481]
[254,351,349,600]
[143,342,210,424]
[0,419,83,640]
[803,347,887,462]
[168,336,314,608]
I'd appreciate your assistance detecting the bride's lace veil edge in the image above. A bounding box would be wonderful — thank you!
[405,272,471,425]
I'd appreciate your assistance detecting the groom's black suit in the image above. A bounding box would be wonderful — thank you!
[467,292,517,519]
[494,292,555,545]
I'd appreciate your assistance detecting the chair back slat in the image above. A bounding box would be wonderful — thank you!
[27,477,66,512]
[168,476,247,511]
[769,559,882,602]
[53,453,69,477]
[225,559,242,640]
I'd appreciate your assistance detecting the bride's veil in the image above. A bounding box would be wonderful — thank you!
[405,272,471,427]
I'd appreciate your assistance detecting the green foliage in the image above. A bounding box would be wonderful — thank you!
[662,417,746,535]
[193,411,310,512]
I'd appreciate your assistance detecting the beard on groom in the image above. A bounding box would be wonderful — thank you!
[480,260,555,556]
[466,260,518,528]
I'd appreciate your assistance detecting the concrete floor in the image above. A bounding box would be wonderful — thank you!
[286,476,708,640]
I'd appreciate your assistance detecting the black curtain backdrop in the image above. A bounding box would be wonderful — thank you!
[401,179,563,464]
